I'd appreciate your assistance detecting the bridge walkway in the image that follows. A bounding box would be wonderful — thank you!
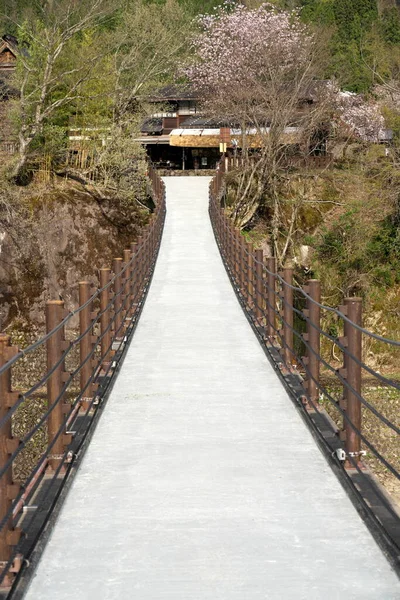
[24,177,400,599]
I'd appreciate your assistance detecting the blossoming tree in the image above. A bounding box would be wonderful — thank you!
[185,1,331,261]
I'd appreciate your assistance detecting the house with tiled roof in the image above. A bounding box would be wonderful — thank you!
[138,83,332,170]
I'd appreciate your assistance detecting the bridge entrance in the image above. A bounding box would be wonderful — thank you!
[22,177,399,599]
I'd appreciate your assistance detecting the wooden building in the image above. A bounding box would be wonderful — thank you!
[138,83,331,170]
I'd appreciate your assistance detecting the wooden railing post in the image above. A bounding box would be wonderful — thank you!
[136,237,143,292]
[341,297,363,468]
[266,257,276,339]
[239,235,246,293]
[228,224,234,272]
[302,279,321,406]
[46,300,67,471]
[281,266,294,365]
[247,242,254,307]
[112,258,123,340]
[79,282,94,410]
[234,230,241,285]
[0,335,20,578]
[219,208,224,255]
[255,249,264,323]
[130,242,138,310]
[99,268,112,365]
[123,249,132,330]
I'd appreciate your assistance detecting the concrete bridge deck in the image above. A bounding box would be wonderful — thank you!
[24,177,400,599]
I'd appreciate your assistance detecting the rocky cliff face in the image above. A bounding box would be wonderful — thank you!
[0,183,149,329]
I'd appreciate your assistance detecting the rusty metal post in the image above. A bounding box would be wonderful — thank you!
[281,266,294,365]
[99,268,112,363]
[303,280,321,405]
[247,242,254,307]
[266,257,276,338]
[0,335,20,574]
[79,282,94,408]
[113,258,123,340]
[255,249,264,323]
[46,300,66,471]
[342,297,363,467]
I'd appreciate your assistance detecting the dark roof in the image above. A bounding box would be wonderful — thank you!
[1,34,29,59]
[149,84,198,102]
[140,117,163,134]
[1,35,18,53]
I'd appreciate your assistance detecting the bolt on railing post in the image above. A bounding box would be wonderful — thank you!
[281,266,294,365]
[0,335,19,572]
[342,297,363,467]
[79,282,94,409]
[46,300,66,471]
[303,279,321,405]
[266,257,276,339]
[255,249,264,324]
[113,258,123,340]
[99,268,112,364]
[247,242,254,307]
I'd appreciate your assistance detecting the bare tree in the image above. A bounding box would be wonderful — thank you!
[110,0,191,125]
[6,0,115,181]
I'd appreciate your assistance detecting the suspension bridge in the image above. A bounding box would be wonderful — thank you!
[0,171,399,598]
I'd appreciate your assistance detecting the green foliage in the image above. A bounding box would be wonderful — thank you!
[299,0,400,92]
[332,0,378,40]
[312,203,400,293]
[381,7,400,44]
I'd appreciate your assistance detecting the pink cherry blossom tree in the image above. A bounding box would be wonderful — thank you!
[335,90,385,142]
[185,2,331,262]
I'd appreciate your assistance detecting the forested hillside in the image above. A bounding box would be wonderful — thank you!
[0,0,400,335]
